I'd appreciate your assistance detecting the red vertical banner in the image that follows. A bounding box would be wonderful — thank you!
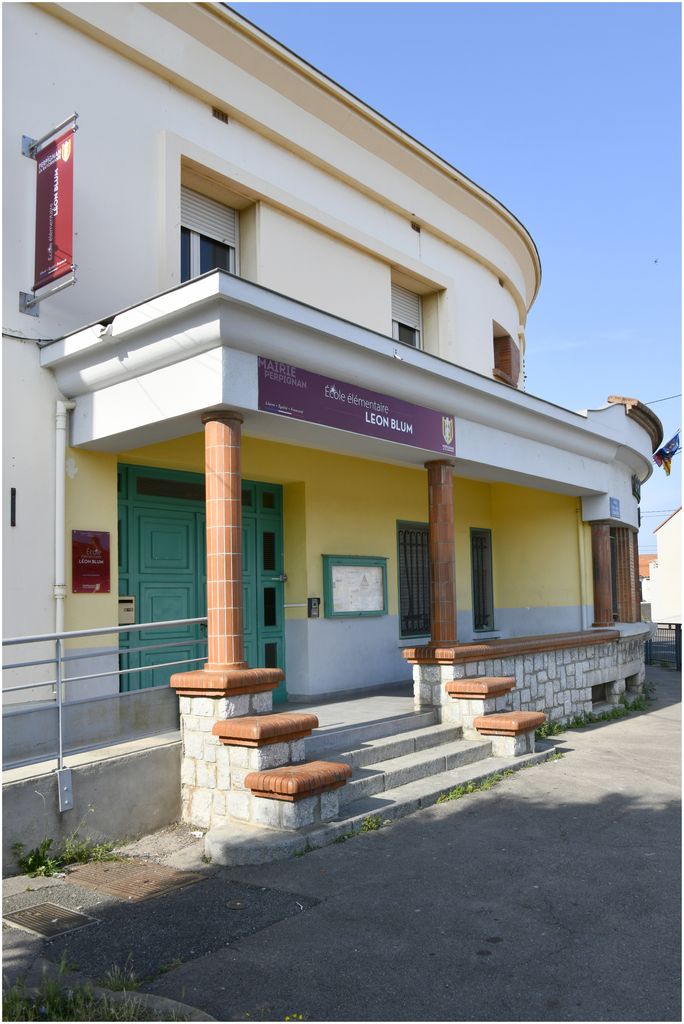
[33,128,74,291]
[72,531,111,593]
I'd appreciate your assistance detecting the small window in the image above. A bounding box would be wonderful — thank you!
[493,325,521,387]
[180,186,238,281]
[398,522,431,638]
[471,528,494,631]
[392,283,422,349]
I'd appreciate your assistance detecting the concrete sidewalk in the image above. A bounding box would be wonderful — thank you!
[3,667,680,1021]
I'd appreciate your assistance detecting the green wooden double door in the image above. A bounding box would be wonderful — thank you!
[118,465,287,701]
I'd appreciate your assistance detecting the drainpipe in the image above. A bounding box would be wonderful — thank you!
[54,400,76,634]
[576,506,590,630]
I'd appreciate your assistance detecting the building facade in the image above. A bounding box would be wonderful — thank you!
[649,508,682,625]
[3,3,659,721]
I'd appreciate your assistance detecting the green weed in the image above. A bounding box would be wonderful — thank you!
[2,954,176,1021]
[535,719,565,738]
[358,814,382,832]
[11,838,60,878]
[60,833,118,866]
[332,830,356,845]
[333,814,385,844]
[100,956,140,992]
[436,757,562,805]
[12,831,120,877]
[535,689,652,739]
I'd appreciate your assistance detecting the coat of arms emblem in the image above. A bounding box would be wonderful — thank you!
[441,416,454,447]
[60,138,72,163]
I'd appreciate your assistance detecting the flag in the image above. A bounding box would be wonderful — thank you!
[654,432,681,476]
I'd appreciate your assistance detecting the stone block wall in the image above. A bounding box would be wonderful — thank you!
[179,691,273,829]
[412,630,647,725]
[178,693,342,831]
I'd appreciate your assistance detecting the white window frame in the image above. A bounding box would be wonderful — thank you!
[181,186,239,280]
[391,282,423,349]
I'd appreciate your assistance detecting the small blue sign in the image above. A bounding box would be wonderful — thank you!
[609,497,620,519]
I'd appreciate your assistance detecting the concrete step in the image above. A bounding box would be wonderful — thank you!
[205,743,556,867]
[334,746,551,825]
[339,737,493,806]
[305,709,439,758]
[315,722,463,770]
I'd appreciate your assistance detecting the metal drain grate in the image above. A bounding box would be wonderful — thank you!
[64,861,204,902]
[4,903,98,938]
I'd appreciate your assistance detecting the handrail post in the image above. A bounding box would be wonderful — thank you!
[56,637,64,771]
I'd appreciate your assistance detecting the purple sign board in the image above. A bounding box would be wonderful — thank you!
[72,530,110,593]
[258,359,455,456]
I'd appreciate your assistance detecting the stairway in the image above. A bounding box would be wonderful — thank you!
[305,713,548,826]
[206,704,553,866]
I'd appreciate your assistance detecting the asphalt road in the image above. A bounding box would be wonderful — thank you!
[4,667,680,1021]
[145,667,681,1021]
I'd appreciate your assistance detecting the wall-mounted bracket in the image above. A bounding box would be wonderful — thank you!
[56,767,74,812]
[20,270,77,317]
[22,114,78,161]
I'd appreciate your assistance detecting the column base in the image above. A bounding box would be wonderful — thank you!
[170,666,284,697]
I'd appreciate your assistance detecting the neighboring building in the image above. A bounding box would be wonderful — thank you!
[650,509,682,625]
[3,3,660,717]
[638,552,654,614]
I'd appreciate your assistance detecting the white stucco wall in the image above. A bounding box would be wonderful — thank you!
[1,1,652,671]
[1,1,539,649]
[256,205,391,334]
[2,340,59,638]
[2,3,534,362]
[650,511,681,624]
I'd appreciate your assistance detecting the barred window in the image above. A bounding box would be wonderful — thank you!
[471,528,494,631]
[398,522,431,638]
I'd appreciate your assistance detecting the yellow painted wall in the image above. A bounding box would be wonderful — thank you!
[117,435,584,620]
[119,434,425,616]
[64,449,119,639]
[489,483,583,608]
[454,477,494,611]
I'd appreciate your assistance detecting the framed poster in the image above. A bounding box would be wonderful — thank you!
[323,555,388,618]
[72,530,110,593]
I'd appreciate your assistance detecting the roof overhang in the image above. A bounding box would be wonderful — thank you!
[40,272,655,516]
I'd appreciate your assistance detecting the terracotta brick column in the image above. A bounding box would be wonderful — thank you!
[170,410,283,829]
[632,530,642,615]
[202,411,246,669]
[615,526,640,623]
[591,523,613,627]
[426,460,457,644]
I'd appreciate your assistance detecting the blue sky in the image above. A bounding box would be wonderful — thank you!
[232,2,681,551]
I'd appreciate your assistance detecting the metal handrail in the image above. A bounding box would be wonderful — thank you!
[5,636,207,677]
[2,616,207,646]
[2,617,208,773]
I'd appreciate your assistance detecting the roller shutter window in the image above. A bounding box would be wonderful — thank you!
[180,187,238,282]
[392,283,422,348]
[398,522,431,638]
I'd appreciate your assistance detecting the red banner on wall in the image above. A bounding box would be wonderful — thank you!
[33,128,74,291]
[72,531,110,594]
